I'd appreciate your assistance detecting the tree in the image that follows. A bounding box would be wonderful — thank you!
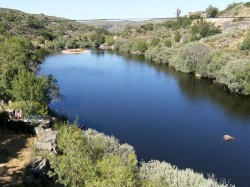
[12,69,59,116]
[206,5,219,18]
[0,37,38,102]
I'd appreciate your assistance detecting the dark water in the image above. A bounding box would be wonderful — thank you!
[40,50,250,187]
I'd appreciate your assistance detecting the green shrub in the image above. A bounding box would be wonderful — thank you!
[224,2,240,11]
[206,5,219,18]
[139,160,231,187]
[189,13,202,19]
[165,18,192,30]
[145,47,176,64]
[48,123,138,187]
[217,59,250,95]
[141,23,154,31]
[171,42,212,73]
[197,52,233,79]
[164,38,172,47]
[105,36,115,46]
[174,31,181,42]
[133,40,149,53]
[191,20,221,40]
[240,32,250,51]
[244,2,250,7]
[150,38,160,47]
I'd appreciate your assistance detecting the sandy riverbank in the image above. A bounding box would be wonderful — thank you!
[61,49,90,54]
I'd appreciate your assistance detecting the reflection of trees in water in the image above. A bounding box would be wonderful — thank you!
[105,51,250,120]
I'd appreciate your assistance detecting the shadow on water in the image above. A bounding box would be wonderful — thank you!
[109,50,250,120]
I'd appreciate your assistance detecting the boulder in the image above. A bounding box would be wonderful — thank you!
[34,125,58,152]
[223,135,235,141]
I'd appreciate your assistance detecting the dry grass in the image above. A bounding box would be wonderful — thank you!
[0,131,34,186]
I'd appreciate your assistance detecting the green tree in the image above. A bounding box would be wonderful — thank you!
[240,32,250,51]
[206,5,219,18]
[150,38,160,47]
[12,69,59,116]
[0,37,38,102]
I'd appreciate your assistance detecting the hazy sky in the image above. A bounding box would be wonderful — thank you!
[0,0,248,20]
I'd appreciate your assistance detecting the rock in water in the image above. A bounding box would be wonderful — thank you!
[223,135,235,141]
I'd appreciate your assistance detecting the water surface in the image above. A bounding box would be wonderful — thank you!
[41,50,250,187]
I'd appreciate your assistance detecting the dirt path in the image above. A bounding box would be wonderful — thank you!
[0,132,33,186]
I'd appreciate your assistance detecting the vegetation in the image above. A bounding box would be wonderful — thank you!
[190,20,221,40]
[206,5,219,18]
[48,122,231,187]
[0,36,59,116]
[217,59,250,95]
[240,32,250,51]
[171,42,212,73]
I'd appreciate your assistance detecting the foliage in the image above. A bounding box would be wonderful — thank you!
[191,20,221,40]
[224,2,241,12]
[217,59,250,95]
[206,5,219,18]
[141,23,154,31]
[171,42,212,73]
[244,2,250,7]
[165,18,192,30]
[133,40,149,53]
[150,38,160,47]
[164,38,172,47]
[145,46,177,64]
[240,32,250,51]
[197,52,234,79]
[0,36,38,102]
[189,13,202,19]
[174,31,181,42]
[139,160,232,187]
[12,69,60,116]
[48,122,138,187]
[49,123,231,187]
[105,36,115,46]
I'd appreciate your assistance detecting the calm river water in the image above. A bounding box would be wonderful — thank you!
[40,50,250,187]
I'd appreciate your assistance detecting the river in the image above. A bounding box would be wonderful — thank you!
[40,50,250,187]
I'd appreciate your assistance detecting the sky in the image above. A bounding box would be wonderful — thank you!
[0,0,248,20]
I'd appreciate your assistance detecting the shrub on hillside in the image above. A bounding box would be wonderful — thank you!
[145,47,177,64]
[206,5,219,18]
[164,38,172,47]
[132,40,149,53]
[174,31,181,42]
[48,123,138,187]
[150,38,160,47]
[165,18,192,30]
[217,59,250,95]
[171,42,212,73]
[139,160,232,187]
[240,32,250,51]
[197,52,234,79]
[191,20,221,40]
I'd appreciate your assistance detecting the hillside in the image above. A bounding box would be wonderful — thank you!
[0,8,109,49]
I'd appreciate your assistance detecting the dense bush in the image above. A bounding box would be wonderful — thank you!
[113,39,135,53]
[191,20,221,40]
[133,40,149,53]
[48,123,138,187]
[206,5,219,18]
[189,13,202,19]
[141,23,154,31]
[145,46,177,64]
[164,38,172,47]
[244,2,250,7]
[139,160,231,187]
[150,38,160,47]
[197,52,233,79]
[171,42,212,73]
[240,32,250,51]
[105,36,115,46]
[217,59,250,95]
[165,18,192,30]
[48,123,231,187]
[174,31,181,42]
